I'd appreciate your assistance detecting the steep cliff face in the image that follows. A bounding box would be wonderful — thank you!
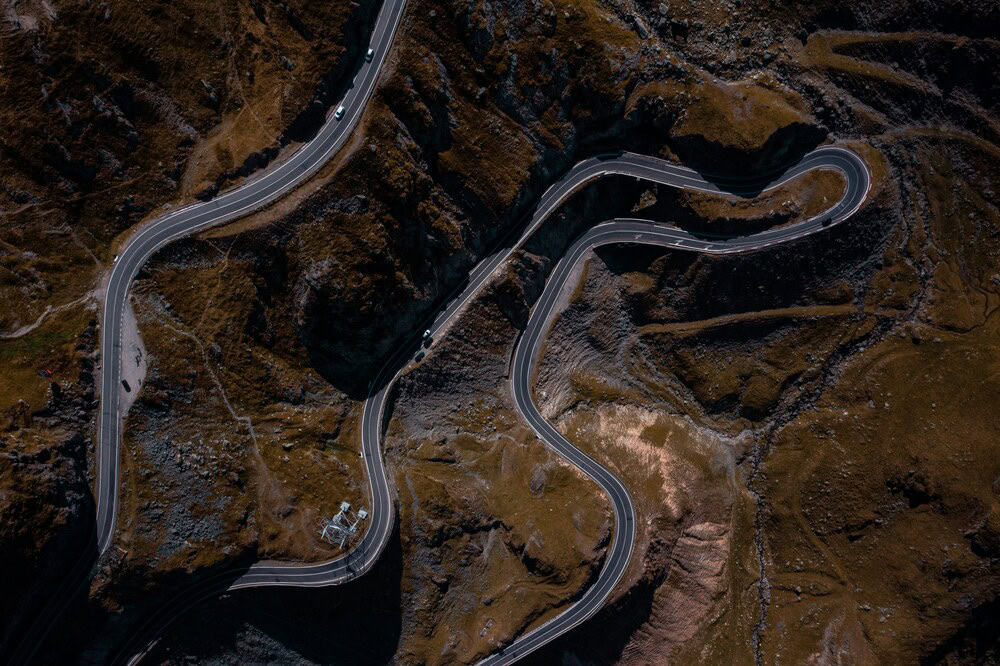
[117,0,834,656]
[0,427,94,653]
[0,0,376,659]
[5,0,1000,663]
[0,308,100,656]
[89,0,1000,663]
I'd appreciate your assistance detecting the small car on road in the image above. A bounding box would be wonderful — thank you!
[366,48,375,62]
[335,105,346,120]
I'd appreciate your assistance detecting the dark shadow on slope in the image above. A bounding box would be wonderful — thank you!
[921,595,1000,665]
[195,0,382,201]
[0,431,98,666]
[44,551,260,665]
[631,186,795,239]
[668,122,828,197]
[592,201,885,326]
[136,519,404,666]
[517,566,664,666]
[299,111,833,403]
[593,241,693,277]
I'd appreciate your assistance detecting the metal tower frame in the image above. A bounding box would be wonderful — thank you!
[319,501,369,548]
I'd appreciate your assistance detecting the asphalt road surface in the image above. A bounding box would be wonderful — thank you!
[477,147,870,665]
[5,0,406,663]
[9,0,872,655]
[94,0,406,563]
[114,144,869,664]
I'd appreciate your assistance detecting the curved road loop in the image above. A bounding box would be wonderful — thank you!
[485,150,869,663]
[8,0,871,657]
[480,146,870,664]
[7,0,406,664]
[118,145,870,664]
[95,0,406,561]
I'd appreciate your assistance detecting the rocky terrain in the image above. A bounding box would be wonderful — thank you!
[0,0,377,658]
[3,0,1000,663]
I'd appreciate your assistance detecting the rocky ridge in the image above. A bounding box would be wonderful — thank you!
[3,0,1000,663]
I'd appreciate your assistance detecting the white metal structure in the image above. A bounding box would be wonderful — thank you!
[320,501,369,548]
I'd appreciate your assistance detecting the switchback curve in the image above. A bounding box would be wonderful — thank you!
[117,144,871,664]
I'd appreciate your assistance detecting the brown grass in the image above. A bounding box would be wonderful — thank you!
[0,303,92,416]
[0,0,364,330]
[671,79,808,151]
[679,168,846,222]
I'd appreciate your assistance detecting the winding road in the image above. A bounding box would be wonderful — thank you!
[8,0,872,659]
[6,0,407,663]
[117,145,870,664]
